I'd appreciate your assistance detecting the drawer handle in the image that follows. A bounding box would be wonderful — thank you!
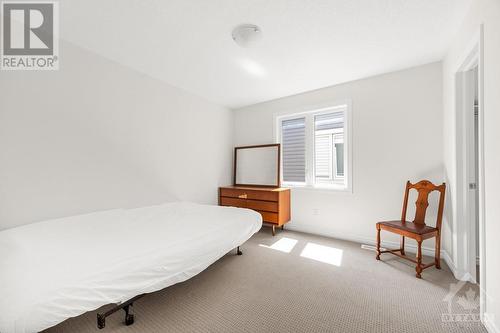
[238,193,248,199]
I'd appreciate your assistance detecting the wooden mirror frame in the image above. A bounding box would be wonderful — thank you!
[233,144,281,188]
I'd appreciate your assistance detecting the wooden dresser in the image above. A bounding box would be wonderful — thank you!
[219,186,291,236]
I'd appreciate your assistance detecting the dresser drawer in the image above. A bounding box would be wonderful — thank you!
[219,188,278,202]
[220,197,278,212]
[258,211,279,224]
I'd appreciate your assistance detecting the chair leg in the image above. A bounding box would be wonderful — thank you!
[416,240,423,278]
[435,233,441,269]
[400,236,405,256]
[376,226,381,260]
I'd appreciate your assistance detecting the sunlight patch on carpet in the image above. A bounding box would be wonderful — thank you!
[300,242,343,266]
[259,237,298,253]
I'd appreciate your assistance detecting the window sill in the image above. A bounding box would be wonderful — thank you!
[282,184,352,194]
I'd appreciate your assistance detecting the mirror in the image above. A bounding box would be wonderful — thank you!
[234,144,280,187]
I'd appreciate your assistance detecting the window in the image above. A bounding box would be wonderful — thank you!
[314,112,344,183]
[281,117,306,183]
[276,104,351,190]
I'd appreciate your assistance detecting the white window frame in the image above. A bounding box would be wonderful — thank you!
[274,101,353,193]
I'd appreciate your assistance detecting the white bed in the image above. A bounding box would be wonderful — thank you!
[0,202,262,333]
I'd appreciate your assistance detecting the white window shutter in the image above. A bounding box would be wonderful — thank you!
[315,134,331,179]
[281,118,306,182]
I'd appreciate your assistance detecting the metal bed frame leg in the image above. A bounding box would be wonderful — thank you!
[97,294,143,329]
[123,303,135,326]
[236,246,243,255]
[97,313,106,329]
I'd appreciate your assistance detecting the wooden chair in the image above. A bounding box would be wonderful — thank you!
[376,180,446,278]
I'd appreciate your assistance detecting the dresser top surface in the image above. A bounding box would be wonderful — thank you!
[220,185,289,192]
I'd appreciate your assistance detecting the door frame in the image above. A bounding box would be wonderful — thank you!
[453,24,485,318]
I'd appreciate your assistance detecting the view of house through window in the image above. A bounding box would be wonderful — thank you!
[314,111,345,183]
[277,104,350,190]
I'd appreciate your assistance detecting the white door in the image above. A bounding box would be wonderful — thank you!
[463,67,479,283]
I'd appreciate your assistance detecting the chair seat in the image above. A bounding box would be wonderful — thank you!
[377,220,437,235]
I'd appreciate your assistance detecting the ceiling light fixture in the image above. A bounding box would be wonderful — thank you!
[232,24,262,48]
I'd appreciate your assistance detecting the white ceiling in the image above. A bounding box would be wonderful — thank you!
[61,0,472,109]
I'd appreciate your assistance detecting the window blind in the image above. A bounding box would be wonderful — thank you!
[315,111,344,131]
[281,117,306,182]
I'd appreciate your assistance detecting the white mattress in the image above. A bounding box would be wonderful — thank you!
[0,202,262,333]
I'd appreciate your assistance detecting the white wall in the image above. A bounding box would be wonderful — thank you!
[0,41,233,230]
[443,0,500,331]
[234,62,444,253]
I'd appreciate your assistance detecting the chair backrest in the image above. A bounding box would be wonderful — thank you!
[401,180,446,229]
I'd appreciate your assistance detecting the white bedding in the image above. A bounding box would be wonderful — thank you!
[0,202,262,333]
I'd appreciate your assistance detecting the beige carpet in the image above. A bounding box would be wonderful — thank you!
[44,229,486,333]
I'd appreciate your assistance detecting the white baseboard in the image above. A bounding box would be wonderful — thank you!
[440,250,455,273]
[285,222,457,275]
